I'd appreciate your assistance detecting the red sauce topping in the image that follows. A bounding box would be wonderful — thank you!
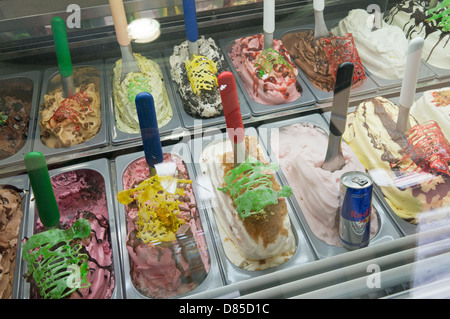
[395,121,450,177]
[49,91,91,130]
[321,33,366,86]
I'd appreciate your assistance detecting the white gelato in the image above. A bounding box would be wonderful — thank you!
[385,0,450,70]
[411,87,450,139]
[332,9,408,80]
[270,122,379,246]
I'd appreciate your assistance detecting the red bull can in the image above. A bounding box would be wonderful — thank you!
[338,171,373,250]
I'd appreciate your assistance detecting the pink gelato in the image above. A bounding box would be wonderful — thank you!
[270,123,379,246]
[229,34,301,105]
[119,153,210,298]
[28,169,115,299]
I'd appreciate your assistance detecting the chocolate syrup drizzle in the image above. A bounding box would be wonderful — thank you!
[385,0,450,63]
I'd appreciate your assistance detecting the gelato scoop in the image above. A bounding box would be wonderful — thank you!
[23,169,115,299]
[0,78,33,160]
[40,75,101,149]
[343,96,450,223]
[332,9,409,80]
[270,122,379,246]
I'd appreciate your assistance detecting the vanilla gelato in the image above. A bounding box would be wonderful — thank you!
[332,9,408,80]
[411,87,450,138]
[385,0,450,69]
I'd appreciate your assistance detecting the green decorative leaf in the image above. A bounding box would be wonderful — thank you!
[22,218,92,299]
[255,48,294,78]
[218,156,292,220]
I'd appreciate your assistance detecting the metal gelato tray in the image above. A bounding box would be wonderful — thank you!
[218,36,317,117]
[258,114,401,260]
[0,71,41,169]
[322,109,417,236]
[0,174,30,299]
[425,62,450,79]
[189,127,316,284]
[162,48,252,130]
[275,26,379,104]
[33,62,109,158]
[114,144,223,299]
[19,158,124,299]
[105,51,183,146]
[367,61,436,90]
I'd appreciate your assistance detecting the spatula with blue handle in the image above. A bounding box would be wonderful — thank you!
[135,92,207,282]
[183,0,199,58]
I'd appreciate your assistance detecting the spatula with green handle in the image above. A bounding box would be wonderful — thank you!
[51,17,76,98]
[24,151,61,228]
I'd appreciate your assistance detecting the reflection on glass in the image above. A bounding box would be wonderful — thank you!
[411,206,450,298]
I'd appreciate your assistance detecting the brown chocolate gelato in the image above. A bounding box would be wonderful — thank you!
[0,78,33,160]
[0,187,23,299]
[281,30,367,92]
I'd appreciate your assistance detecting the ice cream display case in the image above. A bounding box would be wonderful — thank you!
[34,62,108,156]
[0,0,450,300]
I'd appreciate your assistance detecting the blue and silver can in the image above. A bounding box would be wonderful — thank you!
[338,171,373,250]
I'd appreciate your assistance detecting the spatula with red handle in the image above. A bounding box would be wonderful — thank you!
[218,71,247,167]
